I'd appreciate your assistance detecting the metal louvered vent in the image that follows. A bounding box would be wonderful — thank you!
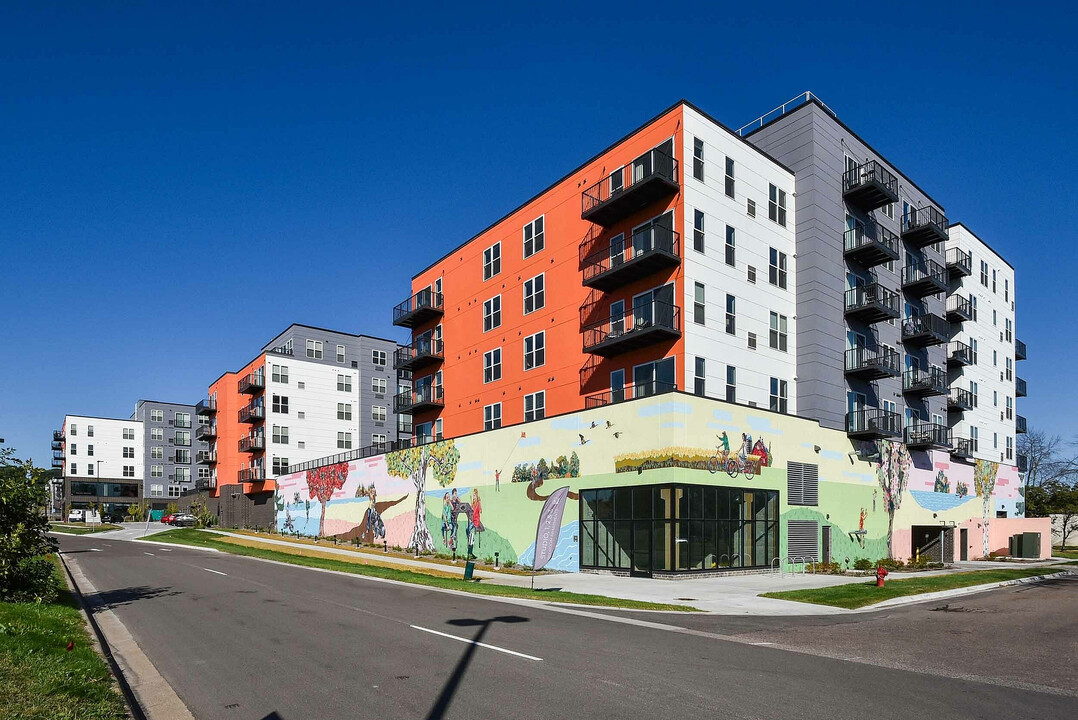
[787,520,819,561]
[787,461,819,506]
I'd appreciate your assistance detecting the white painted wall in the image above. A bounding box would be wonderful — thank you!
[62,415,144,482]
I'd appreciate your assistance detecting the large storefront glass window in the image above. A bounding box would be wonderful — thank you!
[579,483,779,576]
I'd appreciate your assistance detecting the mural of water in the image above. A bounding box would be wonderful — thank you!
[519,521,579,571]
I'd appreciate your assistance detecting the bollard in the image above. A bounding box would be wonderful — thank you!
[494,551,500,570]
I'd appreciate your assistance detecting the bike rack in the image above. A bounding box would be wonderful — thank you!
[771,557,782,574]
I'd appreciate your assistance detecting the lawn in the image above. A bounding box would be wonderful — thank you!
[151,529,699,612]
[48,523,122,535]
[0,556,127,720]
[761,567,1065,609]
[1053,548,1078,560]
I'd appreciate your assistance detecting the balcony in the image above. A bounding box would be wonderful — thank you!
[238,371,265,394]
[394,385,444,414]
[195,398,217,415]
[584,381,678,409]
[901,313,949,347]
[267,344,294,357]
[948,387,974,411]
[53,430,64,442]
[946,247,972,279]
[238,403,265,423]
[901,206,949,248]
[846,408,902,440]
[1016,414,1027,434]
[52,449,64,460]
[1016,377,1027,397]
[581,225,681,291]
[947,340,974,367]
[903,367,947,397]
[195,423,217,440]
[238,467,266,483]
[951,437,975,459]
[51,440,63,451]
[844,283,900,324]
[238,435,265,453]
[1015,339,1027,361]
[393,289,444,328]
[581,147,679,227]
[582,302,681,357]
[1017,452,1028,473]
[394,337,444,373]
[196,450,217,465]
[902,259,947,297]
[52,457,64,469]
[946,294,973,323]
[904,423,951,449]
[843,224,900,268]
[842,160,899,211]
[844,347,901,381]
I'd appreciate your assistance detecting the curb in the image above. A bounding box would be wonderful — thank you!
[859,568,1075,611]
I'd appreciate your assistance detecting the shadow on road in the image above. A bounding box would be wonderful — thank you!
[85,585,180,610]
[425,616,530,720]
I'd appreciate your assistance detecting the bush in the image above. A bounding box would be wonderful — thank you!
[807,561,842,574]
[853,557,874,571]
[4,556,59,603]
[0,451,59,602]
[877,557,906,571]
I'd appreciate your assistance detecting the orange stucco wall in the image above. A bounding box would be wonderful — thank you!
[209,354,265,497]
[411,105,687,438]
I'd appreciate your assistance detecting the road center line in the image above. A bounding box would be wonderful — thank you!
[204,568,227,576]
[410,624,542,662]
[144,552,155,556]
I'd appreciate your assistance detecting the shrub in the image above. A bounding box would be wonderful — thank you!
[503,560,516,569]
[5,556,59,603]
[877,557,906,571]
[853,557,874,571]
[807,561,842,574]
[0,451,59,602]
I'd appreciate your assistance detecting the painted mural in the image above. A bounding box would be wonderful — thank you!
[272,392,1039,570]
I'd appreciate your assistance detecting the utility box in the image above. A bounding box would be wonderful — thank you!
[463,561,475,581]
[1021,532,1041,558]
[1009,534,1019,557]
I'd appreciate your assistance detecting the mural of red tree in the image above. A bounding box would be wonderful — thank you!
[306,461,349,537]
[875,440,911,558]
[386,440,460,552]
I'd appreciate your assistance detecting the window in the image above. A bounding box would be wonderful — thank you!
[1006,396,1013,419]
[337,432,352,449]
[980,260,989,287]
[747,266,756,284]
[372,405,387,422]
[484,348,502,383]
[337,374,353,392]
[175,449,190,464]
[769,312,788,352]
[372,433,387,445]
[150,409,163,422]
[123,466,135,477]
[769,248,788,289]
[725,294,736,335]
[87,425,94,437]
[770,378,789,413]
[768,184,787,226]
[1005,318,1012,342]
[306,339,323,359]
[148,426,161,441]
[272,457,290,475]
[724,157,735,198]
[524,332,545,370]
[484,403,502,430]
[970,381,979,407]
[335,344,345,363]
[694,357,706,396]
[372,377,387,394]
[726,366,736,403]
[993,390,998,407]
[748,332,757,350]
[272,395,289,414]
[692,137,704,181]
[174,413,190,429]
[483,295,502,331]
[992,268,997,293]
[198,467,210,480]
[122,446,135,458]
[69,443,78,456]
[86,464,93,476]
[272,364,289,383]
[693,209,705,252]
[372,350,387,366]
[747,198,756,217]
[151,446,163,459]
[523,216,544,258]
[1006,436,1014,460]
[524,391,545,422]
[725,225,735,266]
[992,309,997,326]
[176,467,191,483]
[1005,278,1010,302]
[69,464,77,475]
[151,465,163,478]
[150,484,163,497]
[272,426,289,444]
[483,242,501,280]
[881,202,894,220]
[523,274,545,314]
[69,424,76,436]
[1005,357,1013,381]
[971,338,979,364]
[87,445,94,456]
[692,282,706,325]
[338,403,353,421]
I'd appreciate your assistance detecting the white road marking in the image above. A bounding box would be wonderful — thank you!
[204,568,227,576]
[410,624,542,662]
[159,549,172,552]
[144,552,155,556]
[90,548,102,552]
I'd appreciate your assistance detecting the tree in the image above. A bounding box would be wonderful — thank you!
[1050,485,1078,549]
[1018,428,1078,495]
[0,448,59,602]
[974,459,999,558]
[306,462,349,537]
[386,440,460,552]
[875,440,910,558]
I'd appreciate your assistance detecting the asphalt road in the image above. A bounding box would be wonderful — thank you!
[58,534,1077,720]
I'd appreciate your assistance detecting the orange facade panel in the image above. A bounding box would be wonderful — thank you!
[208,354,266,497]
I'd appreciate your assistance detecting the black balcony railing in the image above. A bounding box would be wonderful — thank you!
[238,371,265,394]
[902,259,947,297]
[1016,377,1027,397]
[843,224,900,268]
[394,385,444,414]
[52,449,65,460]
[1017,452,1028,473]
[267,345,294,356]
[393,289,444,328]
[196,450,217,464]
[903,367,947,396]
[844,347,901,380]
[51,440,63,451]
[195,398,217,415]
[1015,339,1027,361]
[846,408,902,439]
[947,340,974,366]
[196,423,216,439]
[948,387,974,411]
[581,225,681,291]
[238,403,265,423]
[238,467,266,483]
[584,381,678,409]
[1016,415,1027,434]
[582,301,681,357]
[53,430,64,442]
[844,283,900,323]
[285,439,417,475]
[394,337,444,373]
[51,457,64,469]
[951,437,975,458]
[904,423,951,449]
[902,206,949,247]
[946,294,973,322]
[581,147,679,226]
[842,160,899,211]
[238,435,265,452]
[901,313,949,346]
[946,247,972,278]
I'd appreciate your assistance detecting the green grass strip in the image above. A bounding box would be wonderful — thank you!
[0,557,127,720]
[49,523,122,535]
[1052,549,1078,560]
[152,529,698,612]
[761,567,1066,609]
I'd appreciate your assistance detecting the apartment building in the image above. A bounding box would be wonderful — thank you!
[130,400,208,509]
[53,414,144,517]
[744,95,955,454]
[200,324,410,497]
[394,101,799,441]
[945,224,1025,465]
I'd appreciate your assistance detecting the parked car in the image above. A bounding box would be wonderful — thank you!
[171,514,197,528]
[67,509,85,523]
[161,513,176,524]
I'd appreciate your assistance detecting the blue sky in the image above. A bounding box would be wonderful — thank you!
[2,2,1075,464]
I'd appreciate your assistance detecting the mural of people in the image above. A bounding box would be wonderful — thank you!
[441,492,451,546]
[751,437,772,467]
[718,432,730,456]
